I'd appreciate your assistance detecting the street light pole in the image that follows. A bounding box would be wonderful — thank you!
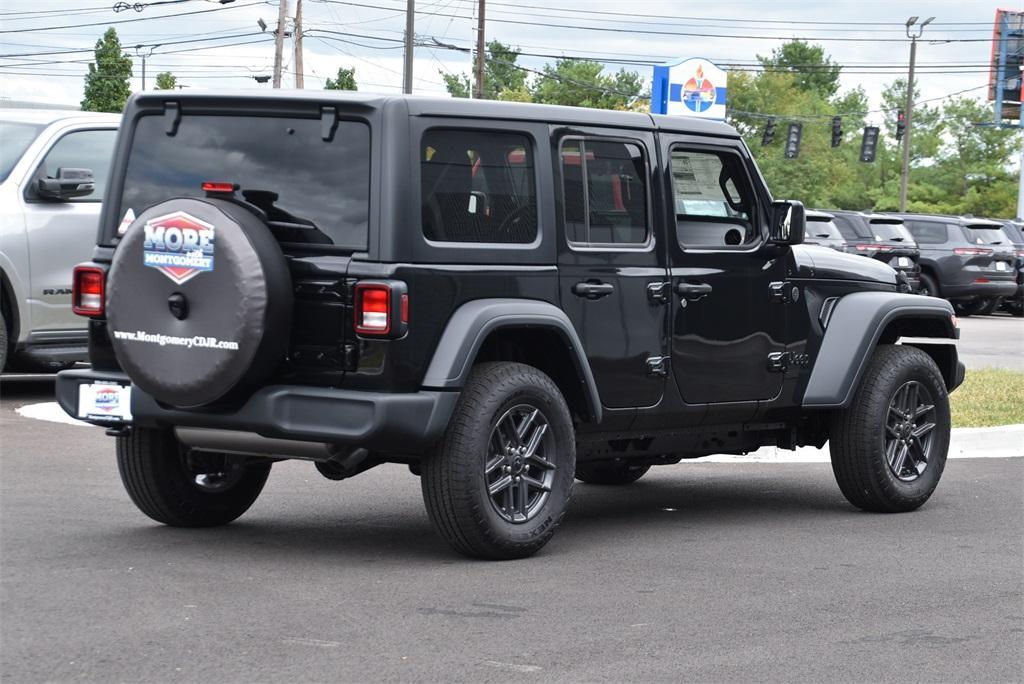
[293,0,303,88]
[474,0,485,98]
[134,45,154,90]
[899,15,933,212]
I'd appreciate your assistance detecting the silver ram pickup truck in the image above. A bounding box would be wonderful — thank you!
[0,109,119,372]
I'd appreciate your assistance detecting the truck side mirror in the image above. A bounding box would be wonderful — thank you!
[769,200,806,246]
[37,167,95,201]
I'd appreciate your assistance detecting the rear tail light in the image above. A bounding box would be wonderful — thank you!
[974,278,991,284]
[953,247,993,256]
[1016,249,1024,257]
[72,265,106,317]
[855,243,884,253]
[354,280,408,338]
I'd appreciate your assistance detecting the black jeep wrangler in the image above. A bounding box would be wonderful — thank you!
[57,92,965,559]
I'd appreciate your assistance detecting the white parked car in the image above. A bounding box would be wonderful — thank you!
[0,109,120,372]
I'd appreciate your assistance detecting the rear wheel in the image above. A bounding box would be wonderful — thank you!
[421,362,575,559]
[575,461,650,485]
[918,273,940,298]
[966,298,999,316]
[117,427,271,527]
[829,345,950,513]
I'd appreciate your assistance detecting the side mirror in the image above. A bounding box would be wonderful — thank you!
[37,167,95,201]
[769,200,806,246]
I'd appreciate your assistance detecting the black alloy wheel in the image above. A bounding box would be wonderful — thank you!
[485,404,557,524]
[884,380,938,482]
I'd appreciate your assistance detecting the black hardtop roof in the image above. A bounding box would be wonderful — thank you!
[128,89,741,138]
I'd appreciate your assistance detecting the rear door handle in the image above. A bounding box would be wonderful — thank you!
[675,282,712,300]
[572,281,615,299]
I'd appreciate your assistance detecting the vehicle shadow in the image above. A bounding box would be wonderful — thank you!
[83,466,850,565]
[0,375,57,404]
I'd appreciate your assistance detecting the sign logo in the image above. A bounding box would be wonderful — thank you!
[142,211,215,285]
[651,58,728,121]
[93,386,121,413]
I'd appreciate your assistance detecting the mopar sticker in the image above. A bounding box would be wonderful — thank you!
[142,211,215,285]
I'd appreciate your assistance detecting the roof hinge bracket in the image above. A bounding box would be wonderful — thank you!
[163,102,181,137]
[321,106,339,142]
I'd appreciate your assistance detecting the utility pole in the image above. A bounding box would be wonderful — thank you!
[899,15,933,212]
[403,0,414,94]
[474,0,485,98]
[134,45,154,90]
[293,0,304,88]
[272,0,289,89]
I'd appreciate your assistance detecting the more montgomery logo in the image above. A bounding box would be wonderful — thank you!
[142,211,215,285]
[112,329,239,351]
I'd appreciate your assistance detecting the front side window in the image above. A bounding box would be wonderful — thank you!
[420,129,537,244]
[560,138,648,247]
[670,148,756,248]
[29,128,116,201]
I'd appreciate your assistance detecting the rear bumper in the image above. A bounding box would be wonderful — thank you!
[943,280,1018,300]
[56,369,459,455]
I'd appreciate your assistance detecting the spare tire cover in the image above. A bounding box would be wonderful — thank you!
[107,197,291,408]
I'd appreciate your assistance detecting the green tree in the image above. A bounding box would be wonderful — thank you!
[757,40,842,98]
[441,40,527,100]
[530,59,643,110]
[154,71,177,90]
[80,27,133,113]
[325,67,357,90]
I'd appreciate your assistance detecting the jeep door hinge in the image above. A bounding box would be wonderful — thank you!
[646,281,671,304]
[767,351,790,373]
[645,356,670,377]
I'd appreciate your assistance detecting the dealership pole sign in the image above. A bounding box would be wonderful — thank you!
[651,58,728,120]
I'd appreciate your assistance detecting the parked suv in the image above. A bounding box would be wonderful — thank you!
[56,93,963,559]
[829,210,921,292]
[997,219,1024,317]
[803,210,846,251]
[0,109,120,372]
[896,213,1017,314]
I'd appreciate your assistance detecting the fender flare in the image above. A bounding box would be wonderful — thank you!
[421,298,602,422]
[803,291,957,408]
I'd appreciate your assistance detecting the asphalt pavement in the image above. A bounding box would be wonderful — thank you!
[1,378,1022,683]
[955,313,1024,370]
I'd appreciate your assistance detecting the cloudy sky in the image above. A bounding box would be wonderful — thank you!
[0,0,1012,126]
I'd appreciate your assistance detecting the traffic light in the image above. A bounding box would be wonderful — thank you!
[896,110,906,141]
[831,116,843,148]
[860,126,880,162]
[784,123,802,159]
[761,117,776,146]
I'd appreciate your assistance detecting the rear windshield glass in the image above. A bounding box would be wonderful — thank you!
[0,121,45,183]
[868,221,912,242]
[963,226,1009,245]
[805,217,843,240]
[117,114,370,249]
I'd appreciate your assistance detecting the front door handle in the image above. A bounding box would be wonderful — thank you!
[675,282,712,300]
[572,281,615,299]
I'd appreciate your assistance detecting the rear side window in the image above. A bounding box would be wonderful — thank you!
[28,128,116,201]
[831,214,869,240]
[561,138,648,247]
[671,147,756,248]
[119,115,370,249]
[420,129,537,244]
[904,220,947,245]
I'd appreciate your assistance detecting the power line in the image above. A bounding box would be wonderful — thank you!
[0,0,263,34]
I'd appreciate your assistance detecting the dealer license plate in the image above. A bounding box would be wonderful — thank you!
[996,261,1007,271]
[78,382,132,421]
[897,257,911,268]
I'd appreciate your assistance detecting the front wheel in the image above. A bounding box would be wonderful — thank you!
[829,345,950,513]
[117,427,271,527]
[421,362,576,559]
